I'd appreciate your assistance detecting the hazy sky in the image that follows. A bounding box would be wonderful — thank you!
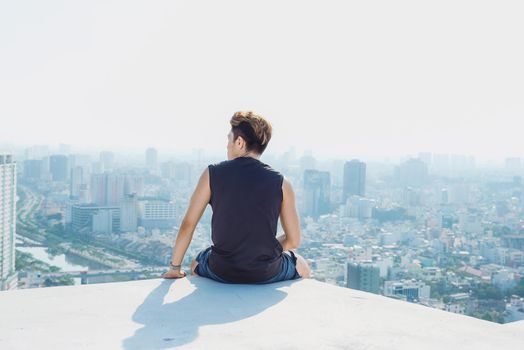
[1,1,523,160]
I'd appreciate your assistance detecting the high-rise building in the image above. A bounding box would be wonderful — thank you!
[145,148,158,172]
[174,162,193,187]
[432,153,450,175]
[303,169,331,220]
[106,173,126,205]
[24,145,49,160]
[91,161,104,174]
[90,174,106,205]
[71,204,119,234]
[69,154,91,168]
[450,154,476,176]
[49,155,69,182]
[99,151,114,171]
[139,199,176,229]
[124,174,144,197]
[70,166,84,199]
[90,173,126,206]
[23,159,43,179]
[92,207,120,234]
[67,154,90,179]
[59,143,72,154]
[78,184,90,204]
[418,152,432,167]
[0,153,18,291]
[346,261,380,294]
[447,182,470,205]
[299,151,317,172]
[343,160,366,202]
[344,196,375,221]
[120,194,138,232]
[395,158,428,187]
[39,156,52,182]
[160,161,176,179]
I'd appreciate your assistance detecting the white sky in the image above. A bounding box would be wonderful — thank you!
[1,1,523,160]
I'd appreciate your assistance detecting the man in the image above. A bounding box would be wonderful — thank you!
[162,111,311,283]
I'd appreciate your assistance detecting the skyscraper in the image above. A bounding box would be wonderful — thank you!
[124,174,144,197]
[70,166,84,199]
[174,162,193,187]
[145,147,158,172]
[160,161,176,179]
[90,173,126,206]
[0,153,18,291]
[395,158,429,187]
[24,145,49,160]
[106,173,126,205]
[23,159,43,180]
[99,151,114,171]
[343,159,366,202]
[346,261,380,294]
[49,154,69,182]
[299,151,317,172]
[303,169,331,220]
[120,194,138,232]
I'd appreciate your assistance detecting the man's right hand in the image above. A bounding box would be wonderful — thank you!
[162,269,187,279]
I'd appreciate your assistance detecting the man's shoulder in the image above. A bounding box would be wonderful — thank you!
[208,159,233,170]
[260,162,284,180]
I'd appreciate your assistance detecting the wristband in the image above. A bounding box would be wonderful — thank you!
[170,262,182,270]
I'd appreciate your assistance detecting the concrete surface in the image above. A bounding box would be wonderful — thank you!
[0,276,523,349]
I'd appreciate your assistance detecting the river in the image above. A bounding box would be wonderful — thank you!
[16,238,112,285]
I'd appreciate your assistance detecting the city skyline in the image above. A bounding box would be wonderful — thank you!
[2,142,524,168]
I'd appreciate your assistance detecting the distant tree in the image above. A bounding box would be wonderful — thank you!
[509,285,524,298]
[15,250,33,271]
[474,284,503,300]
[42,276,74,287]
[49,223,65,236]
[492,225,511,237]
[43,278,55,287]
[481,312,493,321]
[372,207,414,223]
[47,213,62,221]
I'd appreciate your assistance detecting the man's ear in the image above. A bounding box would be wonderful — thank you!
[236,135,245,148]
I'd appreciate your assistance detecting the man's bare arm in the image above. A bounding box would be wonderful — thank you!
[169,167,211,265]
[277,177,301,251]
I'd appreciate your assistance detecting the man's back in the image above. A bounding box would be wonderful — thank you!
[207,156,284,283]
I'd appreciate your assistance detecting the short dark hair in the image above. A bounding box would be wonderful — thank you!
[229,111,272,155]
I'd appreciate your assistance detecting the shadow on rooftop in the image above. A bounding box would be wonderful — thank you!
[122,276,296,349]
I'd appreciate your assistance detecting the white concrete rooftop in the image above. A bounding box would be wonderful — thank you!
[0,276,523,349]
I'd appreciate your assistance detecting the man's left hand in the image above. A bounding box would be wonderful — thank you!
[162,269,187,279]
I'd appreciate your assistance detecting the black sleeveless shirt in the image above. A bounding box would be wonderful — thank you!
[207,156,284,283]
